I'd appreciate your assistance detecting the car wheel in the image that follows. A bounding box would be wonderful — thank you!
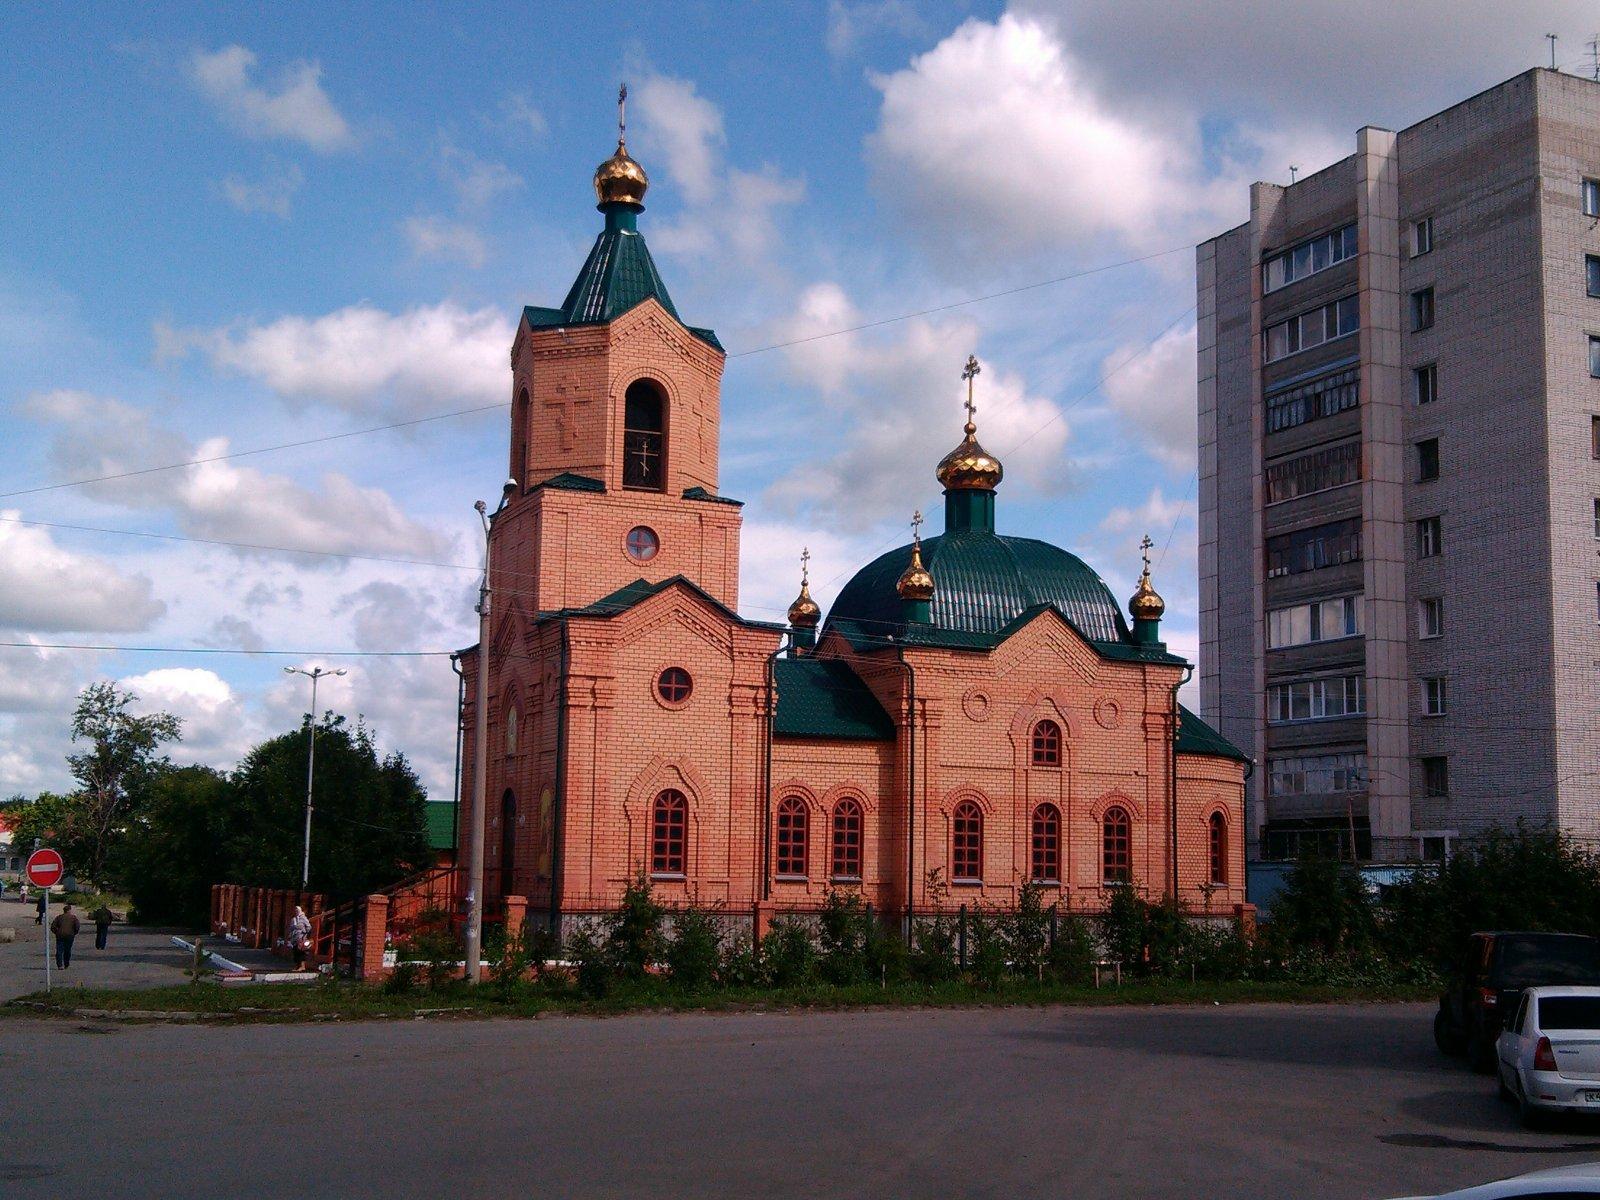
[1469,1035,1497,1074]
[1434,1009,1465,1056]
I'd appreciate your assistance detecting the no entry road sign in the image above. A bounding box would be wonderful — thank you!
[25,848,64,889]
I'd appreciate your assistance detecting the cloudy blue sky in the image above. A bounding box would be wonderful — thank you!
[1,1,1590,799]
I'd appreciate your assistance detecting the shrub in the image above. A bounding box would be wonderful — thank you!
[966,907,1007,989]
[1263,859,1378,957]
[382,960,420,995]
[717,931,763,989]
[605,873,666,980]
[761,918,816,987]
[1008,882,1051,980]
[1101,884,1148,968]
[818,889,872,986]
[666,907,722,991]
[909,915,958,983]
[565,923,611,998]
[1047,911,1096,986]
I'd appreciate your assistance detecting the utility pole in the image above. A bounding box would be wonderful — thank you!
[464,479,516,984]
[284,664,346,889]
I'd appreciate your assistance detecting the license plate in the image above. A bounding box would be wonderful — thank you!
[1584,1091,1600,1104]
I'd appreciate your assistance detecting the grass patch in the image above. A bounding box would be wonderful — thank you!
[3,976,1439,1024]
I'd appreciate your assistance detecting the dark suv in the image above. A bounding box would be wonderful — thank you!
[1434,931,1600,1072]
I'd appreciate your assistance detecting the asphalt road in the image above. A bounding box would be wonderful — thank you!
[6,1002,1599,1199]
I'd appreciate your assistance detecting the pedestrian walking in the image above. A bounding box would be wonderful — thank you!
[287,905,312,971]
[51,903,80,970]
[35,889,45,925]
[92,904,114,950]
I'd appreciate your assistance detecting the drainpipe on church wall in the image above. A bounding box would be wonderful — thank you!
[450,655,464,857]
[549,619,570,932]
[761,638,791,905]
[1170,664,1193,903]
[894,645,917,941]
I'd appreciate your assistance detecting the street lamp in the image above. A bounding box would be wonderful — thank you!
[284,665,346,889]
[464,478,516,984]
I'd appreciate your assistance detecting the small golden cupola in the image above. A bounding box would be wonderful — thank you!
[897,511,936,624]
[788,548,822,650]
[593,83,649,209]
[1128,534,1166,644]
[935,354,1005,494]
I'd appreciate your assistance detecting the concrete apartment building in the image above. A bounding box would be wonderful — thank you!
[1198,68,1600,864]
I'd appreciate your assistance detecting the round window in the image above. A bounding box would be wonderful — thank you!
[625,526,660,563]
[656,667,693,705]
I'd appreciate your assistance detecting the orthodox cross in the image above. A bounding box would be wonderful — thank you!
[960,354,980,433]
[617,83,628,148]
[911,509,924,544]
[799,546,811,586]
[1140,533,1154,576]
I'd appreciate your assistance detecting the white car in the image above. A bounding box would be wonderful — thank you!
[1496,985,1600,1125]
[1390,1162,1600,1197]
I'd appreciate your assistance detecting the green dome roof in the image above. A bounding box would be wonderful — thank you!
[825,529,1132,647]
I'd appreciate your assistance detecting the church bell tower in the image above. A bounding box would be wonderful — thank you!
[497,86,742,615]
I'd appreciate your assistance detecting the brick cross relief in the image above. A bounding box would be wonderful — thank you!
[545,384,592,451]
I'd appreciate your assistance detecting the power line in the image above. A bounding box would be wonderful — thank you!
[1,247,1190,502]
[0,642,448,657]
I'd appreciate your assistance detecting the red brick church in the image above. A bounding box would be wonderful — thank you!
[455,117,1249,935]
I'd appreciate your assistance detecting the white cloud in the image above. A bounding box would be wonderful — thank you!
[119,666,253,765]
[1103,324,1197,471]
[737,521,882,626]
[341,581,443,652]
[190,45,354,152]
[826,0,927,60]
[438,140,522,209]
[766,282,1072,526]
[498,93,548,138]
[0,512,165,633]
[220,162,304,218]
[401,216,488,268]
[162,301,513,417]
[634,76,724,206]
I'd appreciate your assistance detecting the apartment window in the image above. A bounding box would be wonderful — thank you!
[1410,217,1433,257]
[1586,178,1600,218]
[1416,438,1440,482]
[1414,363,1437,405]
[1265,517,1361,577]
[1264,440,1362,504]
[1417,516,1442,558]
[1591,336,1600,378]
[1593,414,1600,457]
[1262,223,1359,292]
[1422,756,1450,798]
[1266,594,1363,649]
[1419,597,1444,639]
[1588,256,1600,299]
[1423,676,1448,717]
[1265,366,1360,433]
[1264,295,1360,362]
[1267,674,1366,723]
[1593,498,1600,539]
[1267,752,1368,798]
[1410,287,1435,331]
[1595,580,1600,623]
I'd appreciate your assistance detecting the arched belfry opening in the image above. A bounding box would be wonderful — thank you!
[623,379,666,491]
[511,387,530,485]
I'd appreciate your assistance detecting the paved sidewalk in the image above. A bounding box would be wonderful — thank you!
[0,898,193,1001]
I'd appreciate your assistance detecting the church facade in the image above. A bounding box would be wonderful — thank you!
[455,123,1250,934]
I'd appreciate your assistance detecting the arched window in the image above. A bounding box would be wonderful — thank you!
[1102,806,1131,884]
[505,704,519,756]
[830,799,863,880]
[500,790,517,891]
[511,387,529,483]
[952,800,983,882]
[1031,803,1061,882]
[775,797,808,878]
[1208,811,1228,885]
[1031,719,1062,766]
[651,789,687,876]
[623,380,665,491]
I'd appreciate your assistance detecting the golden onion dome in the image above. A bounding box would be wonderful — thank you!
[788,580,821,628]
[594,140,649,208]
[1128,535,1166,622]
[897,539,935,602]
[935,429,1004,492]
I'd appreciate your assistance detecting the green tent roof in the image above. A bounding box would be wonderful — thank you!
[424,802,457,852]
[773,657,895,741]
[1175,706,1250,763]
[522,211,722,351]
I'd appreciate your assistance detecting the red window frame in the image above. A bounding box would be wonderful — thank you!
[775,797,808,878]
[1031,719,1062,766]
[1208,811,1228,885]
[952,800,983,882]
[831,799,863,879]
[1102,806,1131,884]
[651,789,687,876]
[1031,803,1061,882]
[656,667,692,704]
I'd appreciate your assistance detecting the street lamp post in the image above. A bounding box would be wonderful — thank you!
[464,479,516,984]
[284,665,346,890]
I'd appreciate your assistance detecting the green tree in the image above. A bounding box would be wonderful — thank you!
[64,682,183,885]
[120,766,233,927]
[226,715,430,901]
[4,792,87,868]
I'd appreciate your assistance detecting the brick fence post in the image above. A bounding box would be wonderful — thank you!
[503,894,527,955]
[360,895,390,981]
[1233,902,1258,939]
[210,884,221,935]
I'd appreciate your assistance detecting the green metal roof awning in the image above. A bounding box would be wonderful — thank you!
[1175,705,1250,763]
[773,657,895,741]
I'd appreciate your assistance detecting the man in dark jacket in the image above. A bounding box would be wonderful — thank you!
[92,904,114,950]
[34,889,45,924]
[50,903,81,969]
